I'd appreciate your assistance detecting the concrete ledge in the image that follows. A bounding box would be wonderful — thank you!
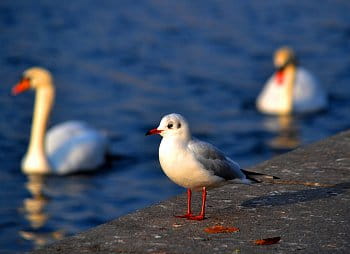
[33,130,350,254]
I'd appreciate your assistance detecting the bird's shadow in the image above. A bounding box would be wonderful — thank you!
[241,182,350,208]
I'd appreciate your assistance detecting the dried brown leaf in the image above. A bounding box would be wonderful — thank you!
[254,236,281,245]
[204,225,240,234]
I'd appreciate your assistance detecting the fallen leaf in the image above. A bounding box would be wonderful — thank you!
[204,225,240,234]
[253,237,281,245]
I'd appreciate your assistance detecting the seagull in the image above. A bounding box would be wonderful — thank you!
[146,113,277,220]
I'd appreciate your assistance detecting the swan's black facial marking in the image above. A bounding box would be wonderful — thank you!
[167,122,174,129]
[20,74,31,83]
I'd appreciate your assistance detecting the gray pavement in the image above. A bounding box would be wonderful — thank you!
[32,130,350,254]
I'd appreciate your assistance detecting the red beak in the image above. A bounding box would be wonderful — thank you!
[12,78,31,95]
[275,70,284,85]
[145,128,163,136]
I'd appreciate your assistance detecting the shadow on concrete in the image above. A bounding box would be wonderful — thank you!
[241,182,350,208]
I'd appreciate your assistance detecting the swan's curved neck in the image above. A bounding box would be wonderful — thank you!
[28,86,55,153]
[23,84,55,174]
[281,65,297,115]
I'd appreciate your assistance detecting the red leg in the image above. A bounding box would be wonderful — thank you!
[187,187,206,221]
[175,189,193,218]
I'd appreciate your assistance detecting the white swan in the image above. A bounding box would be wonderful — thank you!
[256,47,328,115]
[12,67,108,175]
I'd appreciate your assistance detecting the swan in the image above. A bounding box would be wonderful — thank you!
[256,47,328,115]
[12,67,108,175]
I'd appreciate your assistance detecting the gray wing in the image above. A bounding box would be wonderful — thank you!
[188,139,245,180]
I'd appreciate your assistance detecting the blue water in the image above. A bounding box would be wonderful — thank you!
[0,0,349,252]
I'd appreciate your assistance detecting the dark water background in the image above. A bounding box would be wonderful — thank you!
[0,0,349,252]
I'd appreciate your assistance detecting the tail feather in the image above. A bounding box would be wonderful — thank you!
[241,169,279,183]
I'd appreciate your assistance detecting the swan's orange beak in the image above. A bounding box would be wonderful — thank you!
[145,128,163,136]
[275,70,284,85]
[12,78,31,95]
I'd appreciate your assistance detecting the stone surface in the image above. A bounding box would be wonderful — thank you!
[33,130,350,254]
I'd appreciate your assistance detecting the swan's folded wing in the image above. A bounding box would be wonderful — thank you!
[46,121,108,174]
[46,121,90,153]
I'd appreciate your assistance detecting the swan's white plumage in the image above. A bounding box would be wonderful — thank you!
[257,67,327,114]
[13,67,109,175]
[46,121,108,175]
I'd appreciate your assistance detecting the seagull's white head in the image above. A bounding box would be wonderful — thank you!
[146,113,191,141]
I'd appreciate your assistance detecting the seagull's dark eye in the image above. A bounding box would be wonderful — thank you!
[177,123,181,128]
[167,123,173,129]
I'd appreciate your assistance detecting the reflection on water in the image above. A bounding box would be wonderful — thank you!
[19,175,64,248]
[268,115,300,150]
